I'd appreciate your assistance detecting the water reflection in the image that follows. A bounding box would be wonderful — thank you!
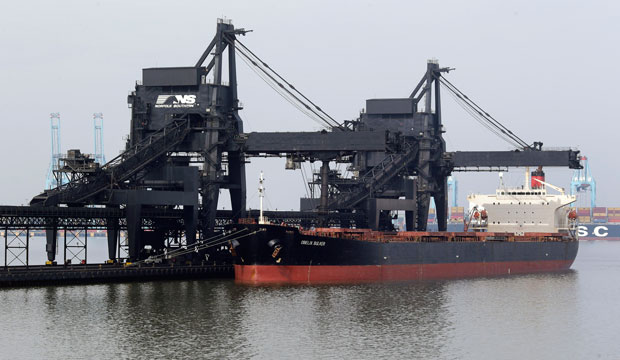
[235,282,453,359]
[444,271,581,359]
[2,242,620,359]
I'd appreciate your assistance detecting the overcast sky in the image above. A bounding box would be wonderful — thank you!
[0,0,617,210]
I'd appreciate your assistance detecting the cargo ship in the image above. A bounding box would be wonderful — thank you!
[229,170,578,284]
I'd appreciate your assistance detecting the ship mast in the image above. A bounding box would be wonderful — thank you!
[524,166,530,190]
[258,171,267,224]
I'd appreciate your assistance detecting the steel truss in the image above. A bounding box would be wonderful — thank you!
[4,229,29,267]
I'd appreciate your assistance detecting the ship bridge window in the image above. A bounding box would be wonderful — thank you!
[526,192,531,195]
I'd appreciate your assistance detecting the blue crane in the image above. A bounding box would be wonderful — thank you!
[447,175,458,208]
[45,113,62,189]
[570,156,596,213]
[93,113,105,165]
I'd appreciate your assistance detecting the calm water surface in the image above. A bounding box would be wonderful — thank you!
[1,241,619,359]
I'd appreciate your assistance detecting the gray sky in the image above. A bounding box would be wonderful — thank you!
[0,0,618,210]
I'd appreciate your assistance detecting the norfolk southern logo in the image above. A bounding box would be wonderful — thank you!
[154,94,197,108]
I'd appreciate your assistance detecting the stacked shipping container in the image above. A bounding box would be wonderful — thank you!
[593,207,608,223]
[449,206,464,223]
[571,207,618,223]
[428,208,436,224]
[609,208,620,223]
[577,207,591,223]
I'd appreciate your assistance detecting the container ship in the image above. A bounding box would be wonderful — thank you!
[229,170,578,284]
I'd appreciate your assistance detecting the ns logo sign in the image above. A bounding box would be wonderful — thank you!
[155,94,197,108]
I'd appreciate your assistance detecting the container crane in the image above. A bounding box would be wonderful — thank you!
[93,113,105,165]
[45,113,62,189]
[570,156,596,212]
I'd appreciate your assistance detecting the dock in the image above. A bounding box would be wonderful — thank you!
[0,263,233,287]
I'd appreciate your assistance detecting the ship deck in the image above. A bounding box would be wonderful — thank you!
[301,227,574,243]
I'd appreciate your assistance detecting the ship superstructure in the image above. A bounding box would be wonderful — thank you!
[467,168,577,235]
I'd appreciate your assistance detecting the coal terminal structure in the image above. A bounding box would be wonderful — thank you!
[1,19,582,286]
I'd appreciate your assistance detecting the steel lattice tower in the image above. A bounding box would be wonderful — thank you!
[45,113,62,189]
[93,113,105,165]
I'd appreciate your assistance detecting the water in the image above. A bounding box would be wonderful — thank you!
[1,241,619,359]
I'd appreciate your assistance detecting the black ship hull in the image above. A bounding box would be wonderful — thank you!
[230,224,579,284]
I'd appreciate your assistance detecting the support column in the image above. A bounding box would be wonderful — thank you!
[318,161,330,222]
[201,116,222,236]
[45,220,58,263]
[415,139,432,231]
[201,22,225,236]
[184,205,197,245]
[202,183,220,236]
[434,175,448,232]
[405,178,415,231]
[106,219,119,262]
[366,198,380,230]
[228,151,247,222]
[317,161,330,227]
[319,161,329,214]
[126,203,142,260]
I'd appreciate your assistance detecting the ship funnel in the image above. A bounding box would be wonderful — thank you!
[531,166,545,189]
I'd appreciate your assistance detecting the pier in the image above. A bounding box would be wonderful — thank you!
[0,263,233,287]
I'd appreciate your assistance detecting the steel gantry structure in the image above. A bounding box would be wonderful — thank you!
[27,19,581,263]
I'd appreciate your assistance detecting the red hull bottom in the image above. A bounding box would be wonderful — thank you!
[234,260,575,284]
